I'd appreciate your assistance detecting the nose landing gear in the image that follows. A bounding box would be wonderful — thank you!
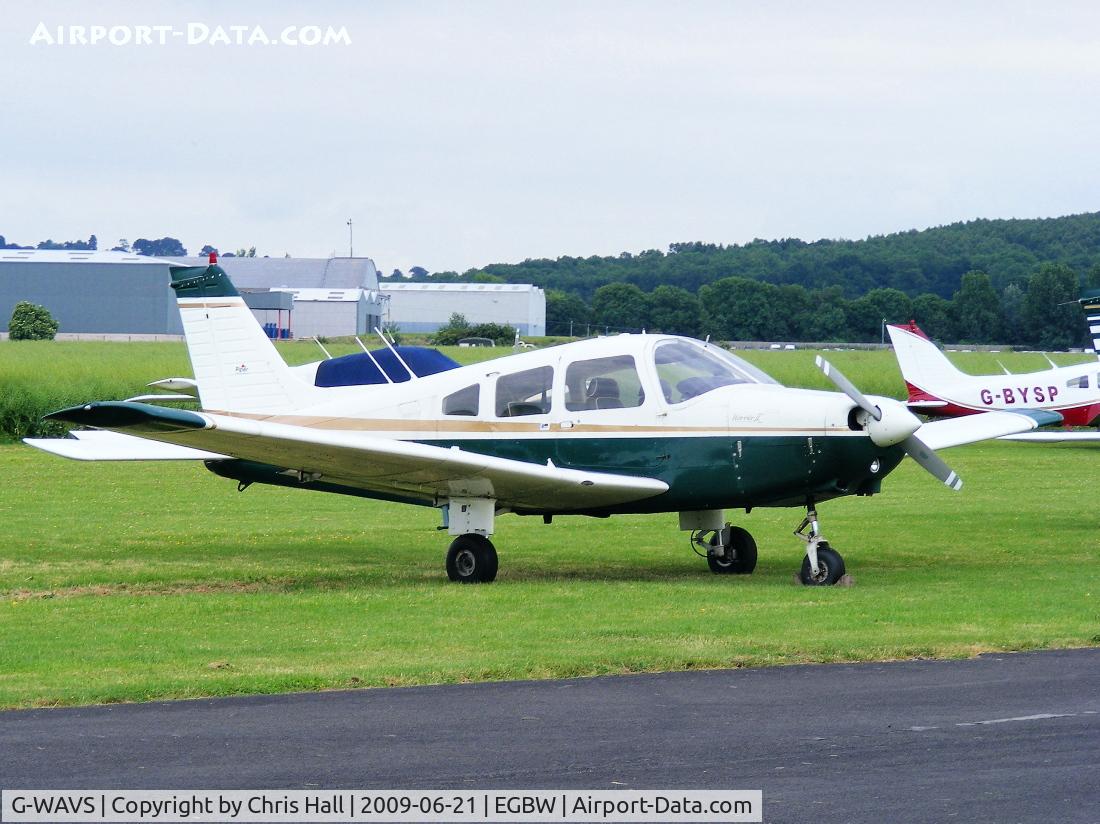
[794,503,846,586]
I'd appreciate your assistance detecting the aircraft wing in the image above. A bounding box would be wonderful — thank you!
[30,402,669,512]
[915,409,1063,451]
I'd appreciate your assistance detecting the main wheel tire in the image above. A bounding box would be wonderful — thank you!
[799,543,845,586]
[446,534,498,583]
[707,526,758,575]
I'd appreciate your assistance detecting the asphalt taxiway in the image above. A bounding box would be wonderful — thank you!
[2,648,1098,823]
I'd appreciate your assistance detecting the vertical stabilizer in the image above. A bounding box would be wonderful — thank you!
[170,259,321,413]
[886,322,966,401]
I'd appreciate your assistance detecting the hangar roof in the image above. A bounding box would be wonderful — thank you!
[381,282,540,293]
[173,256,379,290]
[0,250,162,264]
[0,252,380,293]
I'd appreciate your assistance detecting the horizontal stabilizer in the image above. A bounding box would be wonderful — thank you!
[123,394,198,404]
[148,378,198,392]
[45,401,210,433]
[916,409,1063,451]
[25,430,226,461]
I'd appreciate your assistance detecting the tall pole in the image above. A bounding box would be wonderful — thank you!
[347,219,353,258]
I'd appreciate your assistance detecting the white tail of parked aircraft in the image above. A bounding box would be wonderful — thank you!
[169,255,322,413]
[887,321,1100,434]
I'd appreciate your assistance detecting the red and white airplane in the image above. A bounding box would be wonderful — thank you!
[887,298,1100,441]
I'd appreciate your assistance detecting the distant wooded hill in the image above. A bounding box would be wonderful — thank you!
[391,212,1100,347]
[412,212,1100,300]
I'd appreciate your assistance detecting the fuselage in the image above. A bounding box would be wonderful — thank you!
[905,363,1100,425]
[205,334,906,514]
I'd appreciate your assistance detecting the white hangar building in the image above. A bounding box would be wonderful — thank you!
[174,255,385,339]
[381,282,546,336]
[0,251,384,338]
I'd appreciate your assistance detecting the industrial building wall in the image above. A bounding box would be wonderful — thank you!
[358,301,383,336]
[289,301,358,338]
[383,285,546,335]
[0,262,181,334]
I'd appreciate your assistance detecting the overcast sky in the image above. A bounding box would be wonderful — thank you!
[3,1,1099,274]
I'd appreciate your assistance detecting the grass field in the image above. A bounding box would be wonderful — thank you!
[1,340,1098,709]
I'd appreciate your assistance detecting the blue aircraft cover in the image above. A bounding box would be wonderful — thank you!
[314,347,461,387]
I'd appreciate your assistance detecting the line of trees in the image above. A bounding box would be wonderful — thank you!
[549,264,1094,349]
[2,235,267,259]
[397,212,1100,348]
[467,213,1100,300]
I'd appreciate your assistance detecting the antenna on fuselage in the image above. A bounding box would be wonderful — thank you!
[1043,354,1058,369]
[312,336,333,360]
[354,336,394,384]
[374,326,419,379]
[997,360,1012,375]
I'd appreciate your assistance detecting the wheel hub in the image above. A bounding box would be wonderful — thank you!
[455,549,476,577]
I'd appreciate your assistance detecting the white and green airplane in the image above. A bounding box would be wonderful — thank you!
[26,257,1060,586]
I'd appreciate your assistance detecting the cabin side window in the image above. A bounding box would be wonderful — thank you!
[654,340,751,403]
[495,366,553,417]
[1067,375,1089,389]
[564,355,645,411]
[442,384,480,416]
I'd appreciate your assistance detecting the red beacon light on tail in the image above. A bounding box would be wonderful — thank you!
[209,251,218,264]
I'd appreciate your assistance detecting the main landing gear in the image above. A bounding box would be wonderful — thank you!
[446,533,498,583]
[794,503,846,586]
[442,498,499,584]
[692,525,758,575]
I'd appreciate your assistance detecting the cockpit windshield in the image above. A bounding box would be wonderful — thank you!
[653,340,776,403]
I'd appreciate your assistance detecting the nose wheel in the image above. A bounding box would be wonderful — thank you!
[794,504,846,586]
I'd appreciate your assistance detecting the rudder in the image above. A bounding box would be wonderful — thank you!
[886,321,966,400]
[171,258,321,413]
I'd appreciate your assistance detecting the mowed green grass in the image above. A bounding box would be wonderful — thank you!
[1,340,1098,708]
[2,440,1098,709]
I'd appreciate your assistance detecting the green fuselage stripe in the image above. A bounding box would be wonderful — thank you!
[208,433,906,514]
[416,434,905,512]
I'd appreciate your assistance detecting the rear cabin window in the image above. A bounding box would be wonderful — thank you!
[495,366,553,417]
[564,355,645,411]
[442,384,479,416]
[654,340,753,403]
[1067,375,1089,389]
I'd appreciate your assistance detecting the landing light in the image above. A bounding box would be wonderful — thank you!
[870,459,881,474]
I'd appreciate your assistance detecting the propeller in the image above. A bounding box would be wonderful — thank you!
[814,355,963,492]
